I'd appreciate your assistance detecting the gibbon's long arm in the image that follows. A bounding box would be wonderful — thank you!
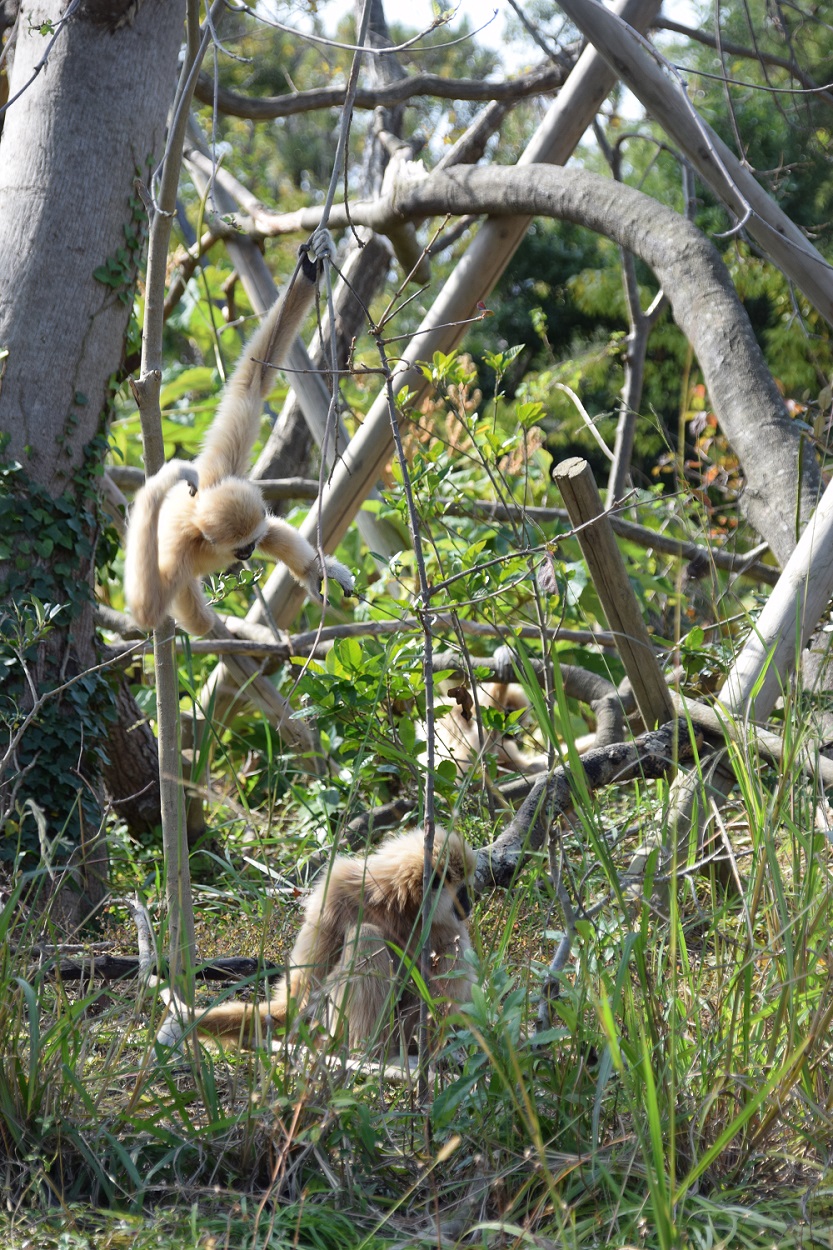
[196,247,323,489]
[123,230,355,635]
[257,517,355,601]
[157,972,304,1049]
[123,460,199,630]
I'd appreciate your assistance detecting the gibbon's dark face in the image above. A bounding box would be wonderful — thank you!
[429,869,473,919]
[454,883,473,919]
[234,539,258,560]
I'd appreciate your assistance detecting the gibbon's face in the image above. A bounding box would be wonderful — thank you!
[429,874,473,926]
[194,480,266,558]
[430,837,476,922]
[453,880,473,919]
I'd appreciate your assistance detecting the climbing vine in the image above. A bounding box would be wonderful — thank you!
[0,433,119,862]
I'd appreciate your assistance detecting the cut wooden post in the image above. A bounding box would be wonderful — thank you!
[553,456,674,730]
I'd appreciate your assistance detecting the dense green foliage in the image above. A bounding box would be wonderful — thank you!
[5,0,833,1245]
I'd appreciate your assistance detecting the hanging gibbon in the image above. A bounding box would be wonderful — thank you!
[124,234,354,636]
[157,829,477,1056]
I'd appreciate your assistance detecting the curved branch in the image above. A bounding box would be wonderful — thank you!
[193,161,818,568]
[475,720,701,890]
[192,61,569,121]
[386,164,822,567]
[432,648,626,747]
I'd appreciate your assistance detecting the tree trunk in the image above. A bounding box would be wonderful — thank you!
[101,673,162,835]
[0,0,185,918]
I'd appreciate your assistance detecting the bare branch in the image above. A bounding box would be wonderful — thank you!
[653,16,833,109]
[475,720,700,890]
[556,0,833,326]
[192,61,569,122]
[387,164,823,565]
[433,497,779,586]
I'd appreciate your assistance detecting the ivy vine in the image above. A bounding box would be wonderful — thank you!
[0,433,119,863]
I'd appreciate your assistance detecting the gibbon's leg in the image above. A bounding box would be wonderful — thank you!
[124,460,199,630]
[156,973,305,1049]
[257,517,354,601]
[171,576,217,637]
[326,922,400,1054]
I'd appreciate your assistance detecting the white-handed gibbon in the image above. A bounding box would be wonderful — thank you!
[433,681,550,776]
[157,829,476,1057]
[433,680,598,777]
[124,232,354,636]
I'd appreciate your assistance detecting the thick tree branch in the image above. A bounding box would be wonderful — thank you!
[556,0,833,326]
[385,164,822,566]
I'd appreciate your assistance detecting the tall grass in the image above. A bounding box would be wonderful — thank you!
[4,711,833,1248]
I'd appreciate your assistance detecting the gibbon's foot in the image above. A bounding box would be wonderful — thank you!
[309,227,335,264]
[151,458,200,496]
[156,988,187,1049]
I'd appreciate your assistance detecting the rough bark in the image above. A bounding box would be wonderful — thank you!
[0,0,183,481]
[0,0,185,899]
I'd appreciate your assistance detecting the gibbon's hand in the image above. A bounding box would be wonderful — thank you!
[306,554,355,603]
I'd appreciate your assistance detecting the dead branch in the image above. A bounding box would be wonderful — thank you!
[389,164,822,566]
[97,610,619,655]
[475,719,701,890]
[41,952,281,983]
[192,60,570,122]
[344,797,417,846]
[558,0,833,327]
[555,456,675,730]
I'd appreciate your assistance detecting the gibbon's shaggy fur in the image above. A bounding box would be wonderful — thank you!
[434,681,550,776]
[158,829,477,1056]
[124,237,354,636]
